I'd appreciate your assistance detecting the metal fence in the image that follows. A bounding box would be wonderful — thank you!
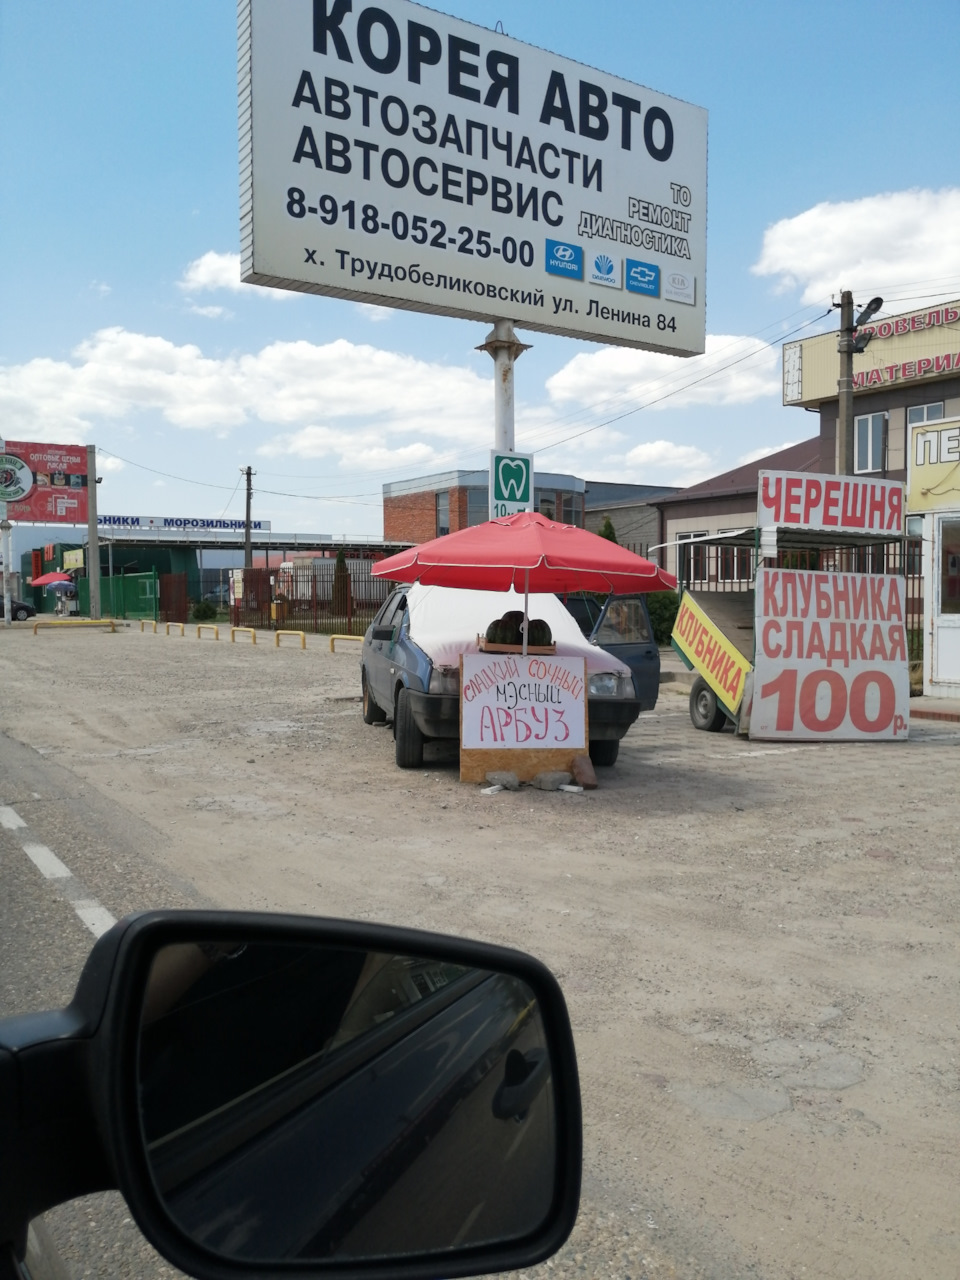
[230,562,392,635]
[678,537,924,664]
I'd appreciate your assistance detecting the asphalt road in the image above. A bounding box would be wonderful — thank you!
[0,730,201,1280]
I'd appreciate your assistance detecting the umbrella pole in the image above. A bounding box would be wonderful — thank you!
[522,568,529,656]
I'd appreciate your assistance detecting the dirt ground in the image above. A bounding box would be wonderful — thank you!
[2,623,958,1279]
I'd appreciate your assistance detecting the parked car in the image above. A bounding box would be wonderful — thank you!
[561,593,660,710]
[361,584,646,769]
[0,596,37,621]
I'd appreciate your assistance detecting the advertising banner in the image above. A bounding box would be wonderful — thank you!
[460,652,586,750]
[240,0,707,353]
[0,440,88,523]
[98,515,272,531]
[758,470,903,536]
[671,593,751,714]
[906,417,960,513]
[751,568,909,741]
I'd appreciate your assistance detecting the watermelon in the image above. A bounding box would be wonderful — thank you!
[528,618,552,647]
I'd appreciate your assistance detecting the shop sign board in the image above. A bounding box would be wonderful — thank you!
[489,450,533,518]
[239,0,707,354]
[751,568,909,741]
[758,470,903,536]
[97,515,272,532]
[0,440,88,524]
[62,549,85,570]
[671,593,751,714]
[906,416,960,513]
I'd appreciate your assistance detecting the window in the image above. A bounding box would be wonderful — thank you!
[855,413,886,473]
[717,532,753,582]
[940,519,960,615]
[677,531,708,583]
[436,491,450,537]
[595,598,651,645]
[560,492,583,526]
[907,402,944,426]
[467,489,487,527]
[538,490,556,520]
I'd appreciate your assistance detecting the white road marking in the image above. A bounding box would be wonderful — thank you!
[3,805,118,938]
[0,806,26,830]
[73,900,119,938]
[23,843,72,879]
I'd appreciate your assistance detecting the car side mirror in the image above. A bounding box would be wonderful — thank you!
[370,626,395,642]
[0,912,581,1280]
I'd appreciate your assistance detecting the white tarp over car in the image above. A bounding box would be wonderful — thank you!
[405,584,632,678]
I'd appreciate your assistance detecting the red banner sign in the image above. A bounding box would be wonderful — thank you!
[758,470,903,536]
[0,440,88,523]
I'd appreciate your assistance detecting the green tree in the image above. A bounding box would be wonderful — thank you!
[597,516,618,543]
[645,590,680,646]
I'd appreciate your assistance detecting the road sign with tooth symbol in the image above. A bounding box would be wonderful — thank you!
[489,450,534,518]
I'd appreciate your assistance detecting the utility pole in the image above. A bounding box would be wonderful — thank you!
[477,320,531,452]
[86,444,101,619]
[836,292,883,476]
[243,466,254,569]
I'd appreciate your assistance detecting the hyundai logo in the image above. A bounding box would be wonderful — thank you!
[554,245,575,261]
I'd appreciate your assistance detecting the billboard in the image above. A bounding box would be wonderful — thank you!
[240,0,707,354]
[0,440,88,523]
[751,568,909,741]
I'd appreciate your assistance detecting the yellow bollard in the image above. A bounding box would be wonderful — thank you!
[275,630,306,650]
[329,634,364,652]
[140,619,158,633]
[33,619,117,635]
[196,624,220,641]
[166,622,185,637]
[230,627,257,645]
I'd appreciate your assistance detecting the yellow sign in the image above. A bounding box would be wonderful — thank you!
[671,593,752,713]
[907,418,960,512]
[62,548,84,569]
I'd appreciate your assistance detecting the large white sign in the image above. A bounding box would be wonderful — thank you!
[758,471,903,536]
[240,0,707,354]
[97,516,272,531]
[751,568,909,741]
[461,652,586,749]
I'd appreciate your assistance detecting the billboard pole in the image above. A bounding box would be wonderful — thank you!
[86,445,101,619]
[1,519,11,628]
[478,320,530,452]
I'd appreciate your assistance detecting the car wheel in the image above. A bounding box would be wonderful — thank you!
[588,738,620,767]
[394,687,424,768]
[689,677,727,731]
[362,671,386,724]
[14,607,29,621]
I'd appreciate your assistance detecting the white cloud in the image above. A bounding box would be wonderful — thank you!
[751,187,960,306]
[177,251,291,302]
[354,303,393,323]
[0,327,496,472]
[188,304,230,319]
[545,333,781,414]
[737,440,800,466]
[95,454,125,473]
[178,251,244,293]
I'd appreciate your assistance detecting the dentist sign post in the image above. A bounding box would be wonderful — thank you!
[490,451,533,518]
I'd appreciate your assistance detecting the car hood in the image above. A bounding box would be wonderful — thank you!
[405,584,631,678]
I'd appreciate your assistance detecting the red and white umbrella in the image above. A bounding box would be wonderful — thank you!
[30,572,73,587]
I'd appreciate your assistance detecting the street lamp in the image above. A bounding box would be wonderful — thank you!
[837,292,883,475]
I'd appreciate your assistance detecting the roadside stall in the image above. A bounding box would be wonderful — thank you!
[372,511,675,781]
[671,470,910,741]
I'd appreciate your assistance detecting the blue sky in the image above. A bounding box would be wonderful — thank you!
[2,0,959,536]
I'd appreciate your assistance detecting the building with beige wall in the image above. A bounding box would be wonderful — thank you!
[783,299,960,481]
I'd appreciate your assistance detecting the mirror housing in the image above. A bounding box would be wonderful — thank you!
[1,912,581,1280]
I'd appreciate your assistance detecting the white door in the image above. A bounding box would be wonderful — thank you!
[933,515,960,686]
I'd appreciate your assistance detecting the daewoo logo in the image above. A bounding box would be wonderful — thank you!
[594,255,614,276]
[498,457,528,501]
